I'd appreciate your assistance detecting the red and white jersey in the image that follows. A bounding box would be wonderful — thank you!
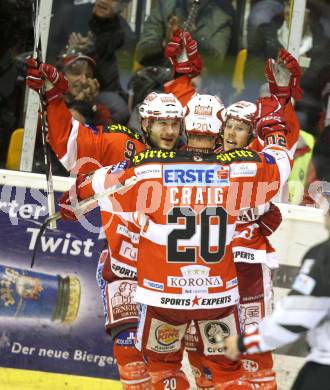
[79,143,292,310]
[47,99,145,174]
[232,206,278,268]
[46,98,146,282]
[101,211,147,282]
[166,76,300,268]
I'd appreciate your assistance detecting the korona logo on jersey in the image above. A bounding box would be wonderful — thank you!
[167,265,223,295]
[163,164,229,186]
[216,149,261,164]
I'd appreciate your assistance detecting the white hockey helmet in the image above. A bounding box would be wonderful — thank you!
[184,94,225,137]
[224,101,256,128]
[139,92,184,121]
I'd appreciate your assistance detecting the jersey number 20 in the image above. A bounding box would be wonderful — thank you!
[167,206,227,263]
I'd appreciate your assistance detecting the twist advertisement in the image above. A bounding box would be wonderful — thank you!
[0,181,119,381]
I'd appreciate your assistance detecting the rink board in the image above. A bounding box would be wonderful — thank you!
[0,367,121,390]
[0,170,328,389]
[0,170,120,385]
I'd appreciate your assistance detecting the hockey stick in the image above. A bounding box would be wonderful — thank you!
[231,0,251,101]
[182,0,200,32]
[30,176,138,268]
[32,0,57,230]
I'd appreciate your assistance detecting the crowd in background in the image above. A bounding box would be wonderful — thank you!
[1,0,330,205]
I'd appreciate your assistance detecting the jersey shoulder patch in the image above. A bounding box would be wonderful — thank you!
[215,149,262,164]
[103,124,145,142]
[292,273,316,295]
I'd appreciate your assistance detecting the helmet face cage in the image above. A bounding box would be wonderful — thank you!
[184,94,225,139]
[139,92,185,136]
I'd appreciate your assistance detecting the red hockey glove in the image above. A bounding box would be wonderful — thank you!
[59,174,86,221]
[39,62,69,93]
[164,32,183,59]
[26,57,43,92]
[253,95,287,140]
[26,57,68,103]
[165,29,202,78]
[258,203,282,236]
[265,48,302,102]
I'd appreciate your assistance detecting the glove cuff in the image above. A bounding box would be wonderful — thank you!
[45,88,63,104]
[269,84,290,101]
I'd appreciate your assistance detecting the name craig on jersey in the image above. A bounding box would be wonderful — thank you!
[169,187,224,205]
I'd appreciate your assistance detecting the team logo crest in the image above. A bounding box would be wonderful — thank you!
[194,105,213,116]
[204,321,230,344]
[110,281,138,322]
[160,96,176,103]
[155,324,180,346]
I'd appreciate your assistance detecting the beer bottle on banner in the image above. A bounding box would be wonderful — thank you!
[0,265,80,324]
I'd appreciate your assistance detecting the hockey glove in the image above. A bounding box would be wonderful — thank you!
[265,48,302,102]
[59,174,85,221]
[26,57,43,91]
[165,29,202,78]
[26,57,68,103]
[39,62,69,93]
[253,95,287,140]
[258,202,282,236]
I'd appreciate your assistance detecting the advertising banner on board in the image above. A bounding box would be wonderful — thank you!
[0,183,119,380]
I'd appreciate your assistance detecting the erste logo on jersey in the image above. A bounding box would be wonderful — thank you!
[163,164,229,186]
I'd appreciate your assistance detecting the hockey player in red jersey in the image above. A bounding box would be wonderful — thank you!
[66,92,293,389]
[98,92,185,390]
[163,31,301,389]
[26,60,185,389]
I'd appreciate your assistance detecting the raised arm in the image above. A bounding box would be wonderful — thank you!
[26,60,145,173]
[163,29,202,107]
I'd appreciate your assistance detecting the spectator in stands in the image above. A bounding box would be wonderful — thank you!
[247,0,284,56]
[287,130,315,205]
[59,51,112,126]
[312,125,330,183]
[66,0,135,124]
[301,80,330,205]
[0,0,33,167]
[47,0,95,64]
[303,128,330,206]
[135,0,234,73]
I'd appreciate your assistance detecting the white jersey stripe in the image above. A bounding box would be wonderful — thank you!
[60,118,79,171]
